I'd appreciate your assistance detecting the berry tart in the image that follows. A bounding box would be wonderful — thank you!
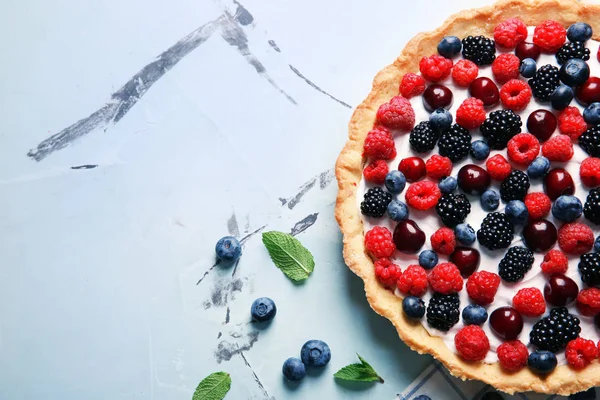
[335,0,600,395]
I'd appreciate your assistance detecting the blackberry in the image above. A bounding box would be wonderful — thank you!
[426,292,460,332]
[477,212,514,250]
[437,124,471,162]
[409,121,440,153]
[500,170,530,202]
[579,252,600,287]
[528,64,560,102]
[530,307,581,352]
[461,35,496,66]
[579,126,600,157]
[556,41,591,65]
[584,188,600,225]
[360,187,392,218]
[435,193,471,228]
[479,110,522,150]
[498,246,534,282]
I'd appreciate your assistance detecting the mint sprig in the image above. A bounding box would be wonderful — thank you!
[334,354,384,383]
[192,372,231,400]
[262,231,315,281]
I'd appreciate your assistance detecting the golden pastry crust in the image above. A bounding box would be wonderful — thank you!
[335,0,600,395]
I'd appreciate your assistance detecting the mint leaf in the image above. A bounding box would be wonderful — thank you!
[334,354,384,383]
[262,231,315,281]
[192,372,231,400]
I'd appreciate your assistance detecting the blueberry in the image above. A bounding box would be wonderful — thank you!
[567,22,593,42]
[528,350,557,374]
[215,236,242,263]
[505,200,529,225]
[462,304,488,325]
[437,36,462,58]
[385,170,407,194]
[551,85,574,110]
[402,296,426,319]
[480,190,500,211]
[560,58,590,87]
[527,156,550,179]
[570,387,597,400]
[418,250,438,269]
[595,236,600,253]
[429,108,453,132]
[438,176,458,194]
[414,396,432,400]
[519,58,537,78]
[470,140,490,161]
[584,102,600,125]
[251,297,277,322]
[300,340,331,367]
[552,195,583,222]
[282,357,306,381]
[387,200,409,222]
[455,223,476,245]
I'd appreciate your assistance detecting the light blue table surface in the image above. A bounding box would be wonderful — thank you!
[0,0,497,398]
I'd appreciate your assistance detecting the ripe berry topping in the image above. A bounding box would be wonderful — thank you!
[363,159,389,184]
[419,55,453,82]
[490,306,523,340]
[423,84,453,112]
[450,247,480,277]
[556,41,591,65]
[565,337,598,369]
[470,140,490,161]
[486,154,512,181]
[406,181,441,211]
[403,296,426,320]
[426,292,460,331]
[533,20,567,52]
[541,249,569,274]
[528,351,557,374]
[397,265,428,296]
[527,156,550,179]
[500,170,530,202]
[437,124,471,162]
[374,258,402,288]
[583,102,600,125]
[425,155,452,180]
[365,226,396,258]
[542,134,574,162]
[552,195,583,222]
[480,189,500,211]
[559,58,590,87]
[456,98,486,129]
[385,170,407,194]
[469,77,499,107]
[580,126,600,158]
[436,193,471,227]
[584,188,600,225]
[399,157,426,182]
[400,73,426,98]
[544,274,579,306]
[576,288,600,316]
[364,126,397,160]
[455,325,490,361]
[567,22,593,43]
[523,220,557,252]
[494,18,528,49]
[462,35,496,65]
[530,307,581,352]
[559,222,595,254]
[376,95,416,130]
[544,168,575,200]
[507,133,540,166]
[477,212,514,250]
[457,164,490,195]
[455,223,476,245]
[500,79,532,111]
[492,53,520,84]
[513,287,546,317]
[581,158,600,188]
[428,262,463,294]
[393,220,426,254]
[527,109,557,142]
[437,36,462,58]
[529,64,560,102]
[558,106,587,140]
[361,187,392,218]
[550,85,574,110]
[519,58,537,78]
[499,246,535,282]
[282,357,306,381]
[516,42,541,61]
[430,227,456,255]
[429,108,453,133]
[579,252,600,286]
[524,192,551,220]
[575,76,600,106]
[418,250,438,270]
[467,270,501,305]
[438,176,457,194]
[480,109,522,149]
[462,304,488,326]
[505,200,529,225]
[452,59,478,87]
[497,340,528,371]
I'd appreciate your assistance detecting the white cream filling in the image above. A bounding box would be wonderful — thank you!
[357,28,600,364]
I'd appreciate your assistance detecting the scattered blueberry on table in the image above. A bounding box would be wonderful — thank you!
[301,340,331,367]
[251,297,277,322]
[215,236,242,263]
[282,357,306,382]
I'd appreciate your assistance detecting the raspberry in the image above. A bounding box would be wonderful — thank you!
[500,79,532,111]
[456,98,486,129]
[364,226,396,258]
[376,96,416,130]
[455,325,489,361]
[580,157,600,188]
[497,340,529,371]
[486,154,512,181]
[542,134,574,162]
[425,155,452,180]
[524,192,551,220]
[512,287,546,317]
[466,271,501,305]
[558,106,587,140]
[494,18,528,49]
[374,258,402,288]
[533,20,567,52]
[397,265,428,296]
[363,159,389,184]
[430,227,456,255]
[576,288,600,316]
[492,53,521,84]
[558,222,595,255]
[566,338,598,369]
[400,73,426,98]
[363,127,397,160]
[405,181,441,211]
[540,249,569,274]
[428,262,463,294]
[507,133,540,166]
[451,59,478,87]
[419,55,453,82]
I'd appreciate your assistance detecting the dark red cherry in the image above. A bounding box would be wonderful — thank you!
[399,157,426,182]
[490,307,524,340]
[544,274,579,306]
[526,109,557,142]
[575,76,600,107]
[450,247,480,277]
[543,168,575,201]
[423,84,453,112]
[595,314,600,330]
[469,77,500,107]
[457,165,491,195]
[515,42,541,61]
[522,220,557,252]
[393,219,426,254]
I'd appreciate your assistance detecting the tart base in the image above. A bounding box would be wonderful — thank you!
[335,0,600,395]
